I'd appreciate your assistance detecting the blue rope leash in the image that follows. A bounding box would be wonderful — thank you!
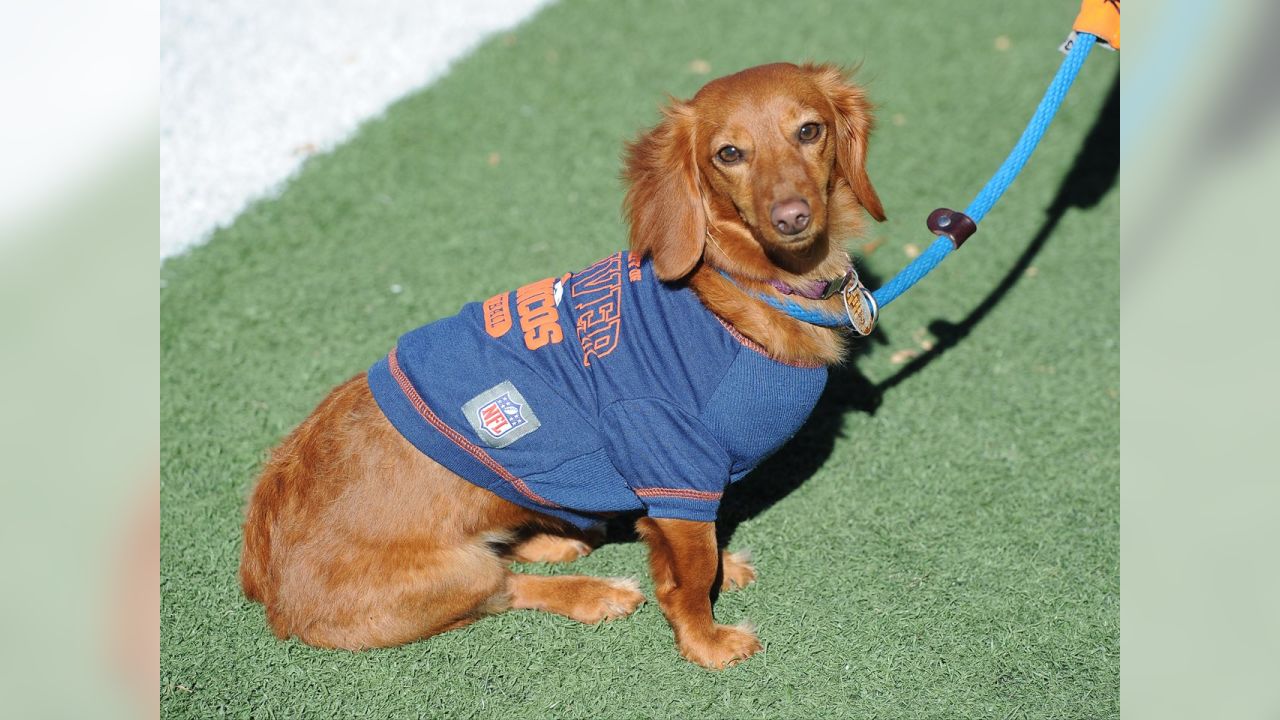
[730,33,1097,328]
[873,32,1096,309]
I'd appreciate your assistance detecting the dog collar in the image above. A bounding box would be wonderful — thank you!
[766,270,854,301]
[717,267,878,336]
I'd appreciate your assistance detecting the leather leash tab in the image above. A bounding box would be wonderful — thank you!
[926,208,978,249]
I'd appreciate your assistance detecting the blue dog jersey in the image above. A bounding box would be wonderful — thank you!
[367,252,827,529]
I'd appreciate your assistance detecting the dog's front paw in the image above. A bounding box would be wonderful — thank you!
[678,623,762,669]
[720,550,756,591]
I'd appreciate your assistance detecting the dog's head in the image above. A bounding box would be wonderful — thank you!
[625,63,884,282]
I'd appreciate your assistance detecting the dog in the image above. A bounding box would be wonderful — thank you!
[240,62,885,669]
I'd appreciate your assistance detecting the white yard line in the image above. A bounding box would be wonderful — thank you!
[160,0,553,259]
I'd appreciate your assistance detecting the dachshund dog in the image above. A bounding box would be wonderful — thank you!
[240,62,884,669]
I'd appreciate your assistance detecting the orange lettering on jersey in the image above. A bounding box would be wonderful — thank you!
[515,277,563,350]
[571,253,623,367]
[627,252,642,282]
[483,293,512,338]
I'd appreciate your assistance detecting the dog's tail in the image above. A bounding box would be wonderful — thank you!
[239,463,285,606]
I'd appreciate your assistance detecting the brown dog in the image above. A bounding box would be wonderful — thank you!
[240,62,884,669]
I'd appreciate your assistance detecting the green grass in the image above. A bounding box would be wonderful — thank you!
[160,0,1119,717]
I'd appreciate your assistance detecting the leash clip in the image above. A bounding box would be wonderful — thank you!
[838,267,878,336]
[819,270,852,300]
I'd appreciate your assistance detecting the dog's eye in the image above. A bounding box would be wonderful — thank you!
[716,145,743,164]
[798,122,822,143]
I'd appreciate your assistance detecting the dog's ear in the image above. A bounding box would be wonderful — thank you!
[807,64,886,222]
[623,101,708,281]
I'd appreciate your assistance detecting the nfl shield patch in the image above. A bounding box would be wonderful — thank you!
[461,381,541,448]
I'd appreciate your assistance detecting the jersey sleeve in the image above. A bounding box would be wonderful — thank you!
[599,398,732,522]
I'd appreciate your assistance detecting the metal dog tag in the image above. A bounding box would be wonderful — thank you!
[840,268,878,336]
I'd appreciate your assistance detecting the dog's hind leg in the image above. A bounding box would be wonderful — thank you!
[508,524,605,564]
[507,573,645,624]
[282,541,512,650]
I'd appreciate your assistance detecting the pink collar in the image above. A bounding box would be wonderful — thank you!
[766,268,854,300]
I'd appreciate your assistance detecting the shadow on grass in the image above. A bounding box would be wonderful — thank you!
[712,71,1120,548]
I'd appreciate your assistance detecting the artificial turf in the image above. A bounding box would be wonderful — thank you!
[160,0,1119,717]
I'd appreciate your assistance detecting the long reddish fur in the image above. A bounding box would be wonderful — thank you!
[240,62,883,667]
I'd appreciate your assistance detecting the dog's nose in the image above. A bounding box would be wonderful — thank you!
[771,199,811,236]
